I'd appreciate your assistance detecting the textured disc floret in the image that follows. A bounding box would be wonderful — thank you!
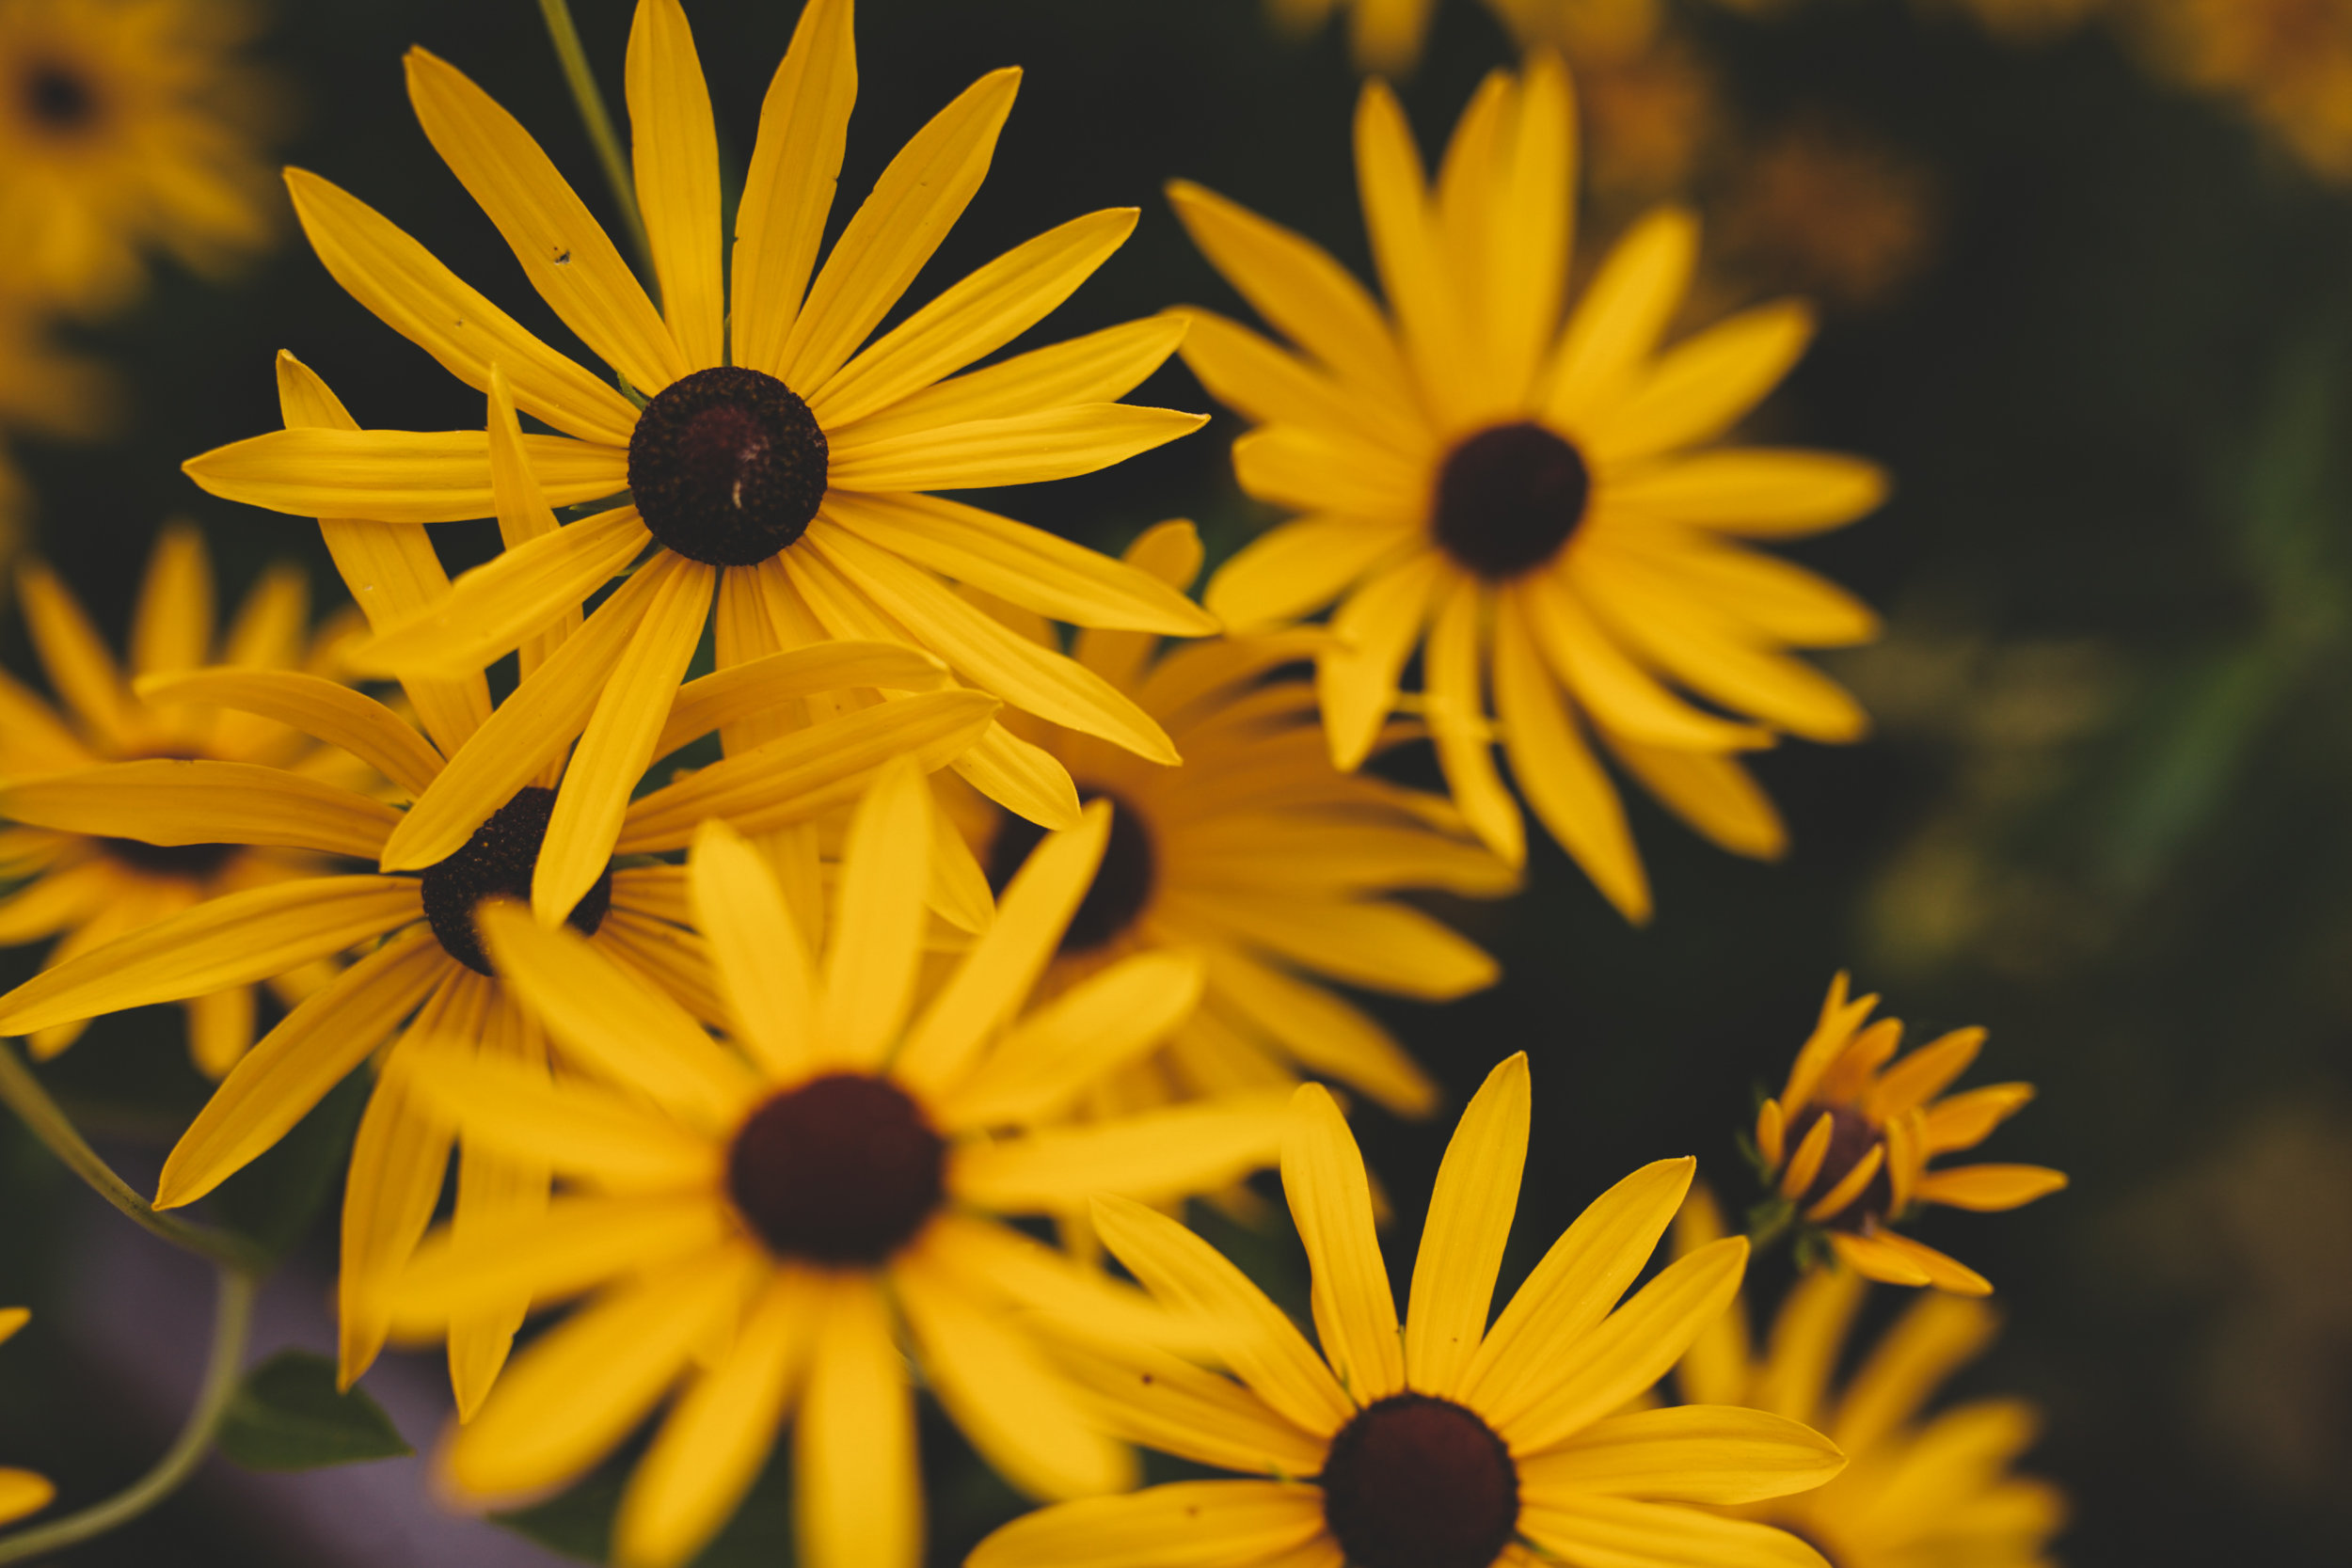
[100,837,238,880]
[1320,1393,1520,1568]
[726,1073,946,1265]
[987,791,1157,954]
[1431,421,1592,581]
[628,366,829,566]
[1792,1103,1895,1229]
[420,786,613,975]
[21,61,96,132]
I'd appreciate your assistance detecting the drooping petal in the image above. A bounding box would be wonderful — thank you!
[1604,732,1788,863]
[1197,945,1438,1117]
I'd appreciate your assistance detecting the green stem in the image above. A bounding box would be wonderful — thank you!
[0,1266,257,1564]
[0,1044,266,1274]
[535,0,657,287]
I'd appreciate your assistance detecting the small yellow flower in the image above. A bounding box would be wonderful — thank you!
[0,1307,53,1528]
[0,0,281,313]
[183,0,1216,931]
[384,764,1294,1568]
[1754,974,2068,1295]
[0,521,343,1074]
[961,518,1512,1120]
[975,1055,1847,1568]
[1677,1189,2069,1568]
[1173,53,1884,922]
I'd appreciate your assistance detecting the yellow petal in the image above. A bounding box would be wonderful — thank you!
[840,316,1190,446]
[1605,450,1888,538]
[687,819,814,1079]
[1519,1404,1844,1505]
[937,952,1204,1129]
[786,67,1022,394]
[135,670,446,799]
[1355,80,1478,427]
[1604,733,1788,863]
[1922,1082,2034,1154]
[535,558,715,922]
[627,0,723,371]
[0,760,397,861]
[1829,1291,1995,1456]
[405,47,686,395]
[1863,1026,1984,1120]
[1915,1163,2068,1212]
[183,985,258,1080]
[1318,551,1444,771]
[954,1093,1291,1213]
[1520,1495,1827,1568]
[1154,887,1493,1002]
[794,1274,921,1568]
[400,1045,714,1189]
[1518,572,1764,751]
[0,1469,53,1528]
[1204,515,1418,633]
[1425,576,1523,865]
[951,721,1084,829]
[448,990,555,1418]
[1481,54,1574,405]
[1174,307,1422,451]
[183,426,627,523]
[657,640,946,758]
[1597,300,1815,465]
[1842,1227,1992,1296]
[1543,206,1697,427]
[816,757,931,1067]
[283,170,639,445]
[966,1481,1328,1568]
[1229,424,1425,525]
[130,523,214,678]
[0,876,423,1039]
[15,562,134,747]
[730,0,856,375]
[1051,1334,1326,1479]
[1281,1083,1404,1403]
[827,403,1205,492]
[156,927,449,1209]
[1091,1193,1352,1436]
[1197,945,1439,1117]
[394,1196,732,1328]
[1406,1053,1529,1398]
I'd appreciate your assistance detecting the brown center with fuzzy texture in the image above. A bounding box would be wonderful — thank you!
[1791,1103,1896,1229]
[1320,1393,1520,1568]
[628,366,828,566]
[21,61,95,132]
[986,791,1156,955]
[419,786,612,975]
[1432,421,1591,580]
[726,1073,946,1265]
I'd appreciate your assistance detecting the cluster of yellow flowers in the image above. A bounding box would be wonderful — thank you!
[0,1,2073,1565]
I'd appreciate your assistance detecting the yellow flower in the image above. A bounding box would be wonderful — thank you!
[0,354,994,1411]
[383,764,1294,1568]
[1266,0,1439,73]
[183,0,1216,934]
[962,518,1512,1120]
[1754,974,2068,1295]
[2123,0,2352,182]
[0,0,281,313]
[0,521,345,1074]
[1676,1189,2069,1567]
[0,292,118,439]
[0,1307,53,1527]
[1173,54,1886,922]
[974,1055,1847,1568]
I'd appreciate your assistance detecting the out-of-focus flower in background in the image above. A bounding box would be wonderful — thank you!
[2122,0,2352,182]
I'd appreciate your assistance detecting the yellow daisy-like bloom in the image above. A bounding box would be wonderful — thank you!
[384,765,1294,1568]
[1754,974,2068,1296]
[0,521,342,1074]
[0,0,279,313]
[0,1307,53,1527]
[975,1054,1848,1568]
[1174,54,1886,922]
[183,0,1217,936]
[1676,1190,2068,1568]
[2124,0,2352,182]
[965,517,1511,1120]
[0,353,996,1411]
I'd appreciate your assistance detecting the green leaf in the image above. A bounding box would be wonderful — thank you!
[216,1351,412,1471]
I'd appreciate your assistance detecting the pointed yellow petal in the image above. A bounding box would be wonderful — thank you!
[950,721,1083,830]
[1606,451,1888,538]
[657,640,946,757]
[1281,1083,1403,1403]
[687,819,814,1079]
[1520,1495,1827,1568]
[183,426,627,523]
[135,671,445,800]
[1597,301,1815,465]
[967,1481,1328,1568]
[1406,1053,1529,1397]
[488,364,583,683]
[130,524,214,678]
[1355,80,1478,427]
[810,757,930,1065]
[1864,1027,1985,1120]
[1154,888,1493,1002]
[405,47,686,395]
[1229,424,1425,525]
[1425,576,1524,866]
[1519,1404,1844,1505]
[400,1044,715,1188]
[1915,1164,2067,1212]
[0,760,397,861]
[1205,515,1418,634]
[954,1092,1290,1213]
[1922,1083,2034,1154]
[184,985,258,1080]
[827,403,1205,492]
[627,0,723,371]
[795,1274,921,1568]
[1519,572,1764,751]
[448,990,555,1418]
[15,562,134,746]
[1829,1291,1995,1455]
[839,316,1189,446]
[1198,945,1439,1117]
[1318,551,1443,771]
[730,0,856,375]
[1051,1334,1327,1478]
[1544,206,1697,426]
[393,1196,731,1328]
[1173,307,1422,451]
[1482,54,1574,404]
[937,952,1203,1129]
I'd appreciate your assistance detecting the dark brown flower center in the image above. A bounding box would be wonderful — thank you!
[100,838,239,880]
[21,60,96,132]
[419,786,612,975]
[1791,1103,1896,1230]
[628,366,828,566]
[1432,421,1591,580]
[726,1072,946,1265]
[985,791,1156,955]
[1321,1393,1520,1568]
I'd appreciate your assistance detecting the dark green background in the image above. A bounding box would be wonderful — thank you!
[6,0,2352,1561]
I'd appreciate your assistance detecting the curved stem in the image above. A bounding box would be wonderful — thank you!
[535,0,657,289]
[0,1266,257,1564]
[0,1045,267,1274]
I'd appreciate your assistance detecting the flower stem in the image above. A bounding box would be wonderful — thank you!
[535,0,657,289]
[0,1265,257,1564]
[0,1044,267,1274]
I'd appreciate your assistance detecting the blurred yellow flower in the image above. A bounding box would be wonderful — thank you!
[183,0,1216,933]
[2123,0,2352,182]
[0,521,342,1074]
[1754,973,2068,1295]
[0,0,281,313]
[1923,0,2106,43]
[1175,54,1883,921]
[0,1308,52,1528]
[0,294,117,440]
[961,518,1510,1121]
[1677,1188,2069,1566]
[1712,121,1939,312]
[974,1055,1846,1568]
[1268,0,1438,72]
[385,768,1293,1568]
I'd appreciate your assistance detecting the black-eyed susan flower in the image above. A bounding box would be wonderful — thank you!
[183,0,1217,931]
[0,1308,52,1527]
[382,765,1295,1568]
[0,0,280,313]
[1753,974,2067,1295]
[0,521,343,1074]
[1676,1189,2068,1567]
[964,518,1511,1120]
[974,1054,1847,1568]
[1174,53,1885,921]
[0,356,997,1415]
